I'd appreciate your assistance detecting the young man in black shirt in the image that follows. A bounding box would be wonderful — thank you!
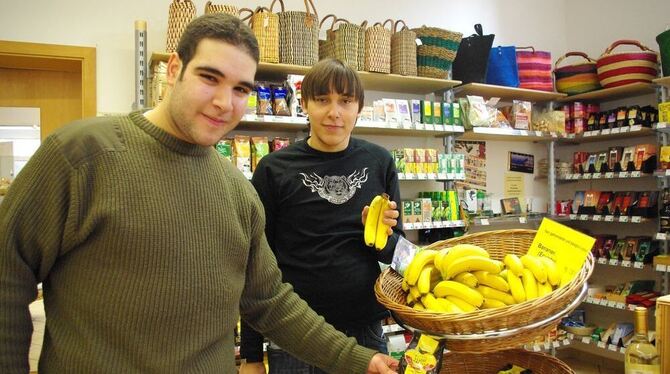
[240,58,404,373]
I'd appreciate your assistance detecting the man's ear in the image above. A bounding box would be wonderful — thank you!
[301,98,308,114]
[166,52,183,86]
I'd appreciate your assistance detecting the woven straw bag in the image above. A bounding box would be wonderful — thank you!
[333,19,362,69]
[413,26,462,79]
[357,21,368,71]
[165,0,196,53]
[204,1,238,15]
[553,51,601,95]
[364,20,392,73]
[318,14,338,61]
[278,0,319,66]
[391,20,417,76]
[596,40,659,88]
[240,3,281,63]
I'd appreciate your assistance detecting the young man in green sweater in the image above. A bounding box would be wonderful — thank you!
[0,13,398,374]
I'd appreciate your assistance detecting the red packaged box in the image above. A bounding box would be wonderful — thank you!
[572,101,585,119]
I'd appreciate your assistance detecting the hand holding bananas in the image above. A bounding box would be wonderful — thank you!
[402,244,562,313]
[363,193,400,251]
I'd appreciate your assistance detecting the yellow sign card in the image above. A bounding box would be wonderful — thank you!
[527,218,595,286]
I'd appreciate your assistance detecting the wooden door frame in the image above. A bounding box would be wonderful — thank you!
[0,40,96,118]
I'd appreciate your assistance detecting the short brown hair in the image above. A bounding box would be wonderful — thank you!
[301,58,364,112]
[176,13,259,78]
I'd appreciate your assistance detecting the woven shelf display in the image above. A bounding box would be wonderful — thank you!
[375,229,594,353]
[413,26,462,79]
[241,1,281,64]
[278,0,319,66]
[318,14,337,61]
[165,0,196,53]
[391,20,417,76]
[440,349,575,374]
[204,1,238,15]
[364,19,392,73]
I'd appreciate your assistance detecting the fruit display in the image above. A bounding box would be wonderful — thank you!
[364,193,392,251]
[402,244,561,313]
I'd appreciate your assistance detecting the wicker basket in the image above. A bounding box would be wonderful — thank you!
[375,229,594,353]
[244,1,282,64]
[440,349,574,374]
[278,0,319,66]
[334,19,362,70]
[364,20,392,73]
[596,40,659,88]
[553,51,601,95]
[413,26,462,79]
[204,1,238,15]
[318,14,338,61]
[165,0,196,53]
[391,20,418,76]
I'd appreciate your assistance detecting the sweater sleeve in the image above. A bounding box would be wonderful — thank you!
[239,194,377,374]
[376,151,404,264]
[0,136,76,373]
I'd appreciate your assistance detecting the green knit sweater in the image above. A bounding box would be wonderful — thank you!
[0,112,376,373]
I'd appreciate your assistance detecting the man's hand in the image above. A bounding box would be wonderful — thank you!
[361,200,399,236]
[366,353,399,373]
[239,361,266,374]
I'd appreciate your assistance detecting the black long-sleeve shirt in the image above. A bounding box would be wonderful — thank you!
[240,137,404,362]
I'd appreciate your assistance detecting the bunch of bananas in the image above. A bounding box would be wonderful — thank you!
[364,193,391,251]
[401,244,561,313]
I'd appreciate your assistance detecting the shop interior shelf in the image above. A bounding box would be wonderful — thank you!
[557,126,655,144]
[557,82,657,103]
[459,127,555,142]
[452,83,567,102]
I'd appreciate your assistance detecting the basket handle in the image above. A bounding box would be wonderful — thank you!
[393,19,409,33]
[516,46,536,53]
[238,7,254,22]
[319,13,337,30]
[473,23,483,36]
[381,18,393,30]
[269,0,285,12]
[302,0,318,28]
[360,20,368,28]
[603,39,656,55]
[330,18,350,31]
[554,51,596,68]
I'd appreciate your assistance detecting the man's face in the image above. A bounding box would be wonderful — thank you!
[165,39,256,146]
[303,91,360,152]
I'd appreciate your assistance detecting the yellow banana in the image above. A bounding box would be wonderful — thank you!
[476,285,515,305]
[433,248,449,272]
[482,298,507,309]
[433,280,484,307]
[413,302,426,311]
[506,270,526,303]
[417,265,437,294]
[444,255,503,279]
[406,292,416,305]
[421,293,447,312]
[409,286,422,300]
[538,282,553,297]
[453,272,478,288]
[539,256,560,286]
[374,194,391,250]
[364,195,384,247]
[440,244,490,276]
[446,296,478,312]
[473,271,510,292]
[404,249,438,285]
[503,253,524,276]
[401,279,409,292]
[521,268,538,300]
[521,255,547,283]
[499,269,508,280]
[435,297,463,313]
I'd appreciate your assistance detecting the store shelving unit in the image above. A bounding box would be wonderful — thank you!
[453,83,567,102]
[556,82,656,103]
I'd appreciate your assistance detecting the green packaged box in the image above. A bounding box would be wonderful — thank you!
[452,102,462,126]
[421,100,433,124]
[432,102,442,125]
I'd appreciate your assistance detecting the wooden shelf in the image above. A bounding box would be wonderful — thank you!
[557,82,657,103]
[453,83,567,102]
[149,52,461,94]
[459,127,555,142]
[557,125,654,144]
[654,76,670,88]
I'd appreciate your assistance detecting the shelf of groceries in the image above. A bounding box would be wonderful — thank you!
[559,170,653,181]
[554,213,652,224]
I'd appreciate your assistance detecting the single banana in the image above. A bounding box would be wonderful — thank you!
[476,285,515,305]
[499,269,509,280]
[433,280,484,307]
[521,254,547,283]
[363,195,384,247]
[404,249,438,285]
[453,272,479,288]
[401,279,409,292]
[435,297,463,313]
[440,244,490,276]
[538,256,560,286]
[406,292,416,305]
[481,298,507,309]
[374,194,391,250]
[503,253,524,276]
[537,281,554,297]
[521,268,538,300]
[409,286,422,300]
[444,255,503,279]
[506,270,526,303]
[421,293,447,312]
[433,247,450,272]
[446,296,478,312]
[473,271,510,292]
[413,302,426,311]
[417,265,437,294]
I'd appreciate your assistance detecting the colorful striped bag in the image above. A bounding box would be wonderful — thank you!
[553,52,601,95]
[516,47,553,91]
[596,40,659,88]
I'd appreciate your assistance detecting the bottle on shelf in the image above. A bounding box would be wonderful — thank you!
[624,306,660,373]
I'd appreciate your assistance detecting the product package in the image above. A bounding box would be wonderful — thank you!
[271,137,290,152]
[256,82,273,115]
[511,100,531,130]
[232,135,251,173]
[271,84,291,116]
[215,138,233,162]
[251,136,269,171]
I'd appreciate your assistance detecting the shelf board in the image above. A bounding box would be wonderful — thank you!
[558,214,651,224]
[565,338,625,362]
[654,76,670,88]
[473,214,545,227]
[557,82,656,102]
[557,126,654,144]
[459,127,555,142]
[453,83,567,102]
[353,123,464,137]
[560,171,652,181]
[149,52,461,94]
[404,220,465,230]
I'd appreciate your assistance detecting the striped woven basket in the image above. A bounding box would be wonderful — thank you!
[596,40,659,88]
[318,14,337,61]
[278,0,319,66]
[364,20,392,73]
[516,46,553,92]
[240,3,281,64]
[553,51,601,95]
[204,1,238,15]
[165,0,196,53]
[413,26,462,79]
[391,20,417,76]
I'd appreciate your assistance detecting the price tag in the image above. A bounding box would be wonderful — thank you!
[427,173,437,180]
[415,222,424,229]
[403,123,413,129]
[586,295,595,303]
[424,124,435,131]
[416,173,427,180]
[607,300,617,308]
[620,346,627,354]
[611,127,621,134]
[567,133,576,139]
[657,264,668,272]
[550,132,558,138]
[519,217,527,224]
[620,126,630,133]
[563,339,571,346]
[405,223,414,230]
[398,173,406,180]
[480,218,490,226]
[592,215,603,221]
[593,172,602,179]
[580,214,589,221]
[434,124,445,131]
[608,344,619,352]
[621,260,632,268]
[597,257,608,265]
[658,232,669,240]
[631,216,642,223]
[574,173,582,179]
[600,298,610,305]
[619,171,630,178]
[582,336,591,344]
[583,173,592,179]
[609,258,620,266]
[628,304,637,311]
[553,341,561,348]
[584,131,594,137]
[605,172,614,178]
[597,341,607,349]
[437,173,447,180]
[533,344,541,352]
[433,221,444,228]
[619,216,629,223]
[406,173,416,180]
[658,122,669,129]
[605,215,614,222]
[535,131,544,137]
[601,129,611,135]
[569,214,577,220]
[519,130,529,136]
[631,171,641,177]
[388,122,401,129]
[666,169,670,176]
[568,333,575,340]
[415,123,425,130]
[631,125,642,132]
[633,261,644,269]
[616,302,627,309]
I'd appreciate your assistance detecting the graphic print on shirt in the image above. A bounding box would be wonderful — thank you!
[300,168,369,204]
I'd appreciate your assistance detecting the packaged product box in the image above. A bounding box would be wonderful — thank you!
[634,144,656,171]
[627,105,643,127]
[438,153,448,175]
[420,198,433,223]
[586,112,598,132]
[447,190,459,220]
[615,107,628,128]
[410,100,422,124]
[659,101,670,123]
[452,102,462,126]
[572,101,585,119]
[426,149,438,173]
[251,136,269,171]
[442,102,452,125]
[607,110,617,129]
[608,147,623,171]
[395,99,411,126]
[232,135,251,173]
[660,145,670,169]
[573,117,585,133]
[511,100,531,130]
[393,149,406,173]
[421,100,433,124]
[414,148,426,173]
[595,152,608,173]
[404,148,416,174]
[402,200,414,224]
[621,146,636,170]
[373,100,386,122]
[598,112,608,130]
[383,98,399,125]
[215,138,233,162]
[432,102,443,125]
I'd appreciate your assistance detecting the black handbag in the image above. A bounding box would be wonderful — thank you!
[452,24,495,84]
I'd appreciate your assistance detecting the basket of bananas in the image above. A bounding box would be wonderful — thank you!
[374,229,594,353]
[440,349,574,374]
